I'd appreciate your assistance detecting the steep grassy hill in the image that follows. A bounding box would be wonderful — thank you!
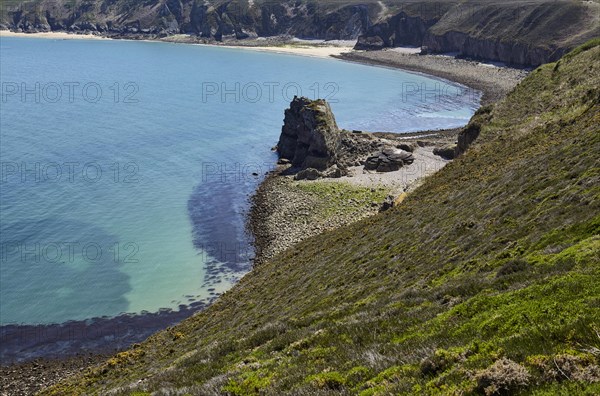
[44,40,600,395]
[357,0,600,65]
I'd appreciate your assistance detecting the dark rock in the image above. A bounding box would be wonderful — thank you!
[456,105,493,156]
[356,9,439,50]
[396,143,415,152]
[277,96,341,171]
[456,123,481,157]
[294,168,321,181]
[379,195,395,212]
[323,165,346,179]
[433,145,457,160]
[355,35,385,50]
[365,148,414,172]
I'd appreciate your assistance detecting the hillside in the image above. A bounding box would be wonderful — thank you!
[0,0,386,40]
[2,0,599,66]
[358,0,600,66]
[43,40,600,395]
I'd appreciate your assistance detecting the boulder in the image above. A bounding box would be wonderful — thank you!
[294,168,321,181]
[364,148,414,172]
[354,35,385,50]
[322,164,346,179]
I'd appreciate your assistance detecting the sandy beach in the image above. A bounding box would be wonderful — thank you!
[0,30,353,59]
[0,30,109,40]
[204,42,353,59]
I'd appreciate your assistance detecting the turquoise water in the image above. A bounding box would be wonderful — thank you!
[0,37,480,325]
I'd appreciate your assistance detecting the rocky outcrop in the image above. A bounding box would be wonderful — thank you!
[456,123,481,158]
[277,98,421,178]
[277,97,341,171]
[355,8,443,50]
[422,32,566,67]
[455,105,493,157]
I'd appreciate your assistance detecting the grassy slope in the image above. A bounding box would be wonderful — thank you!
[429,0,600,49]
[45,42,600,395]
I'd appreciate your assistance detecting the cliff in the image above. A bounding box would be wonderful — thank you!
[0,0,383,40]
[357,0,600,66]
[2,1,598,67]
[43,40,600,395]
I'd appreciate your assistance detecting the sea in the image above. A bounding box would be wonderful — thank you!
[0,36,480,360]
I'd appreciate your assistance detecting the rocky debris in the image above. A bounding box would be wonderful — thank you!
[364,148,415,172]
[294,168,321,181]
[0,354,109,396]
[337,132,384,168]
[249,171,388,266]
[277,97,403,179]
[322,165,345,179]
[433,144,457,160]
[277,96,341,171]
[355,35,385,50]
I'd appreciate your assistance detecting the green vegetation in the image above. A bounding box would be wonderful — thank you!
[429,0,600,47]
[293,181,388,217]
[43,40,600,395]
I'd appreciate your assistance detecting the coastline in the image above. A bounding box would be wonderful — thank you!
[0,30,353,59]
[1,30,528,101]
[249,136,457,267]
[0,30,110,40]
[0,31,527,394]
[336,50,529,105]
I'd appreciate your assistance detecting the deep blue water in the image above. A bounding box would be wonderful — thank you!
[0,37,480,326]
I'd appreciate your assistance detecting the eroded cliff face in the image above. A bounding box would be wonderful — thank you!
[422,32,570,67]
[0,0,382,41]
[357,1,600,66]
[355,2,452,50]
